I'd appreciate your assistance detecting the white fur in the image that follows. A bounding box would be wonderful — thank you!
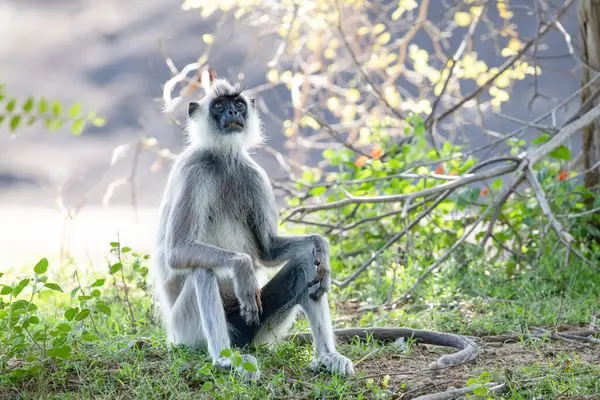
[185,79,263,152]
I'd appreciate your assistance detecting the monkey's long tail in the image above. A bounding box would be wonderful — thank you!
[286,327,478,370]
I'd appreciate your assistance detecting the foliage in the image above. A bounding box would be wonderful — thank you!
[281,113,600,304]
[1,239,599,398]
[0,82,105,135]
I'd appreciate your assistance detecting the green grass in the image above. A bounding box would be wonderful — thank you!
[1,242,599,399]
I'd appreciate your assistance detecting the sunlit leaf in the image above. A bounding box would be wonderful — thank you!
[455,12,472,27]
[34,258,49,274]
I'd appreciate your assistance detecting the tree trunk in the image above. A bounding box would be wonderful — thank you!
[580,1,600,191]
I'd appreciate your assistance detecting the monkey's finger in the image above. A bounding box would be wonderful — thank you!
[309,286,326,301]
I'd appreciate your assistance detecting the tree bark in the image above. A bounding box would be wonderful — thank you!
[580,1,600,191]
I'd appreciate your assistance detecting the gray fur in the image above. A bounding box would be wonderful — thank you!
[151,78,354,381]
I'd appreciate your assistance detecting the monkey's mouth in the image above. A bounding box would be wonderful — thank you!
[226,122,244,128]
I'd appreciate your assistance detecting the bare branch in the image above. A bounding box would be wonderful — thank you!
[432,0,577,124]
[524,166,574,243]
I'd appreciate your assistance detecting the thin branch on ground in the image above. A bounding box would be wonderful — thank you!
[412,382,506,400]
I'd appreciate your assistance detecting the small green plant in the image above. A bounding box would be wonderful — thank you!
[0,81,105,135]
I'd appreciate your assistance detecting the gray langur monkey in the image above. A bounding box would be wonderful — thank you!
[151,78,354,382]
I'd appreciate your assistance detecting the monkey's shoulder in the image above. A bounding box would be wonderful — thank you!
[177,149,270,202]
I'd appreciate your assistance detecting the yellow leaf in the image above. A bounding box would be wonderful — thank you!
[327,97,340,112]
[373,23,386,35]
[280,70,293,83]
[345,88,361,103]
[496,89,509,102]
[501,47,516,57]
[342,104,356,122]
[202,34,214,44]
[266,69,279,83]
[357,26,370,36]
[377,32,391,45]
[324,48,336,59]
[455,12,472,27]
[470,6,483,16]
[495,73,510,88]
[508,38,522,52]
[399,0,418,10]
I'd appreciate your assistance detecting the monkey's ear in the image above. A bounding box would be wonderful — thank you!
[250,98,255,109]
[188,101,200,117]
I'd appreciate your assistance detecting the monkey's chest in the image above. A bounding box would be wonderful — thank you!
[203,188,260,254]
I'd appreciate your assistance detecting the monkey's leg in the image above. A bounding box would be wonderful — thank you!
[190,269,260,382]
[225,255,354,375]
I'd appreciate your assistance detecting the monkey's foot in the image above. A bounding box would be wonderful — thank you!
[310,352,355,376]
[214,354,261,382]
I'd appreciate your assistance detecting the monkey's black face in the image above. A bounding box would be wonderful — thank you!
[209,95,248,134]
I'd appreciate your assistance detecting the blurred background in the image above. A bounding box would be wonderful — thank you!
[0,0,586,268]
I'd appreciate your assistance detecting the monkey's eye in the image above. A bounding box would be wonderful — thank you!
[213,101,224,110]
[234,99,246,111]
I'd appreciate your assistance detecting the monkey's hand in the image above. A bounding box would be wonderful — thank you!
[232,254,262,326]
[308,235,331,301]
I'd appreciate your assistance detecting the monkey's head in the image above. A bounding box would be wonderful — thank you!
[186,79,263,152]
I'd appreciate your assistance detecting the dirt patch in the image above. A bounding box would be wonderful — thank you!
[356,339,600,399]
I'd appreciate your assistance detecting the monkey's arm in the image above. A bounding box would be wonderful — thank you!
[164,171,250,272]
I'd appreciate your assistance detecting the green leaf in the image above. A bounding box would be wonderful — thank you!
[22,97,34,112]
[91,279,105,287]
[34,258,49,274]
[75,309,90,321]
[219,348,232,358]
[13,279,30,297]
[52,101,62,116]
[38,97,48,114]
[532,133,551,145]
[69,102,82,118]
[27,116,37,126]
[121,247,131,253]
[491,179,503,191]
[9,116,21,132]
[95,302,111,316]
[28,316,40,324]
[81,331,99,342]
[110,241,119,248]
[322,149,335,159]
[56,323,72,333]
[50,345,72,360]
[0,116,4,126]
[242,361,257,372]
[473,386,488,397]
[71,119,85,135]
[78,295,93,301]
[110,263,122,274]
[231,354,243,367]
[201,382,213,392]
[45,118,63,131]
[549,145,572,161]
[6,98,16,112]
[91,117,106,127]
[70,287,80,299]
[64,308,76,321]
[0,286,13,295]
[90,289,101,297]
[44,283,63,292]
[309,186,327,196]
[388,159,402,169]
